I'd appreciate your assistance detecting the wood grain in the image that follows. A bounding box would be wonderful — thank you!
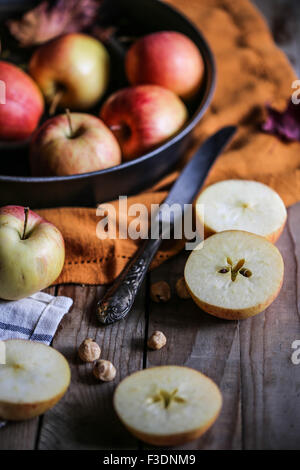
[146,252,241,450]
[239,202,300,450]
[0,287,55,450]
[1,208,300,450]
[0,420,40,450]
[37,284,146,450]
[1,0,300,450]
[144,204,300,450]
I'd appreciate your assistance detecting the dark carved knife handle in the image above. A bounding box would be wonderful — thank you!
[96,238,162,325]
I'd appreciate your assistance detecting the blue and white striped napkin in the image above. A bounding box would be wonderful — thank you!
[0,291,73,344]
[0,291,73,428]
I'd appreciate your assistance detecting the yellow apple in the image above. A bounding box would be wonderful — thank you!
[0,206,65,300]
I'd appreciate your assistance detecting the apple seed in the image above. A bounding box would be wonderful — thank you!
[218,258,251,281]
[239,268,252,278]
[218,268,229,274]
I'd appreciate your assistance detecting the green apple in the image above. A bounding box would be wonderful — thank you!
[30,112,121,176]
[0,206,65,300]
[29,33,110,111]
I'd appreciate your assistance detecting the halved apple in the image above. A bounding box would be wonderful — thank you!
[196,180,287,243]
[0,339,71,420]
[113,366,222,446]
[185,230,284,320]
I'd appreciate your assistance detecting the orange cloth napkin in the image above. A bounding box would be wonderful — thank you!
[38,0,300,286]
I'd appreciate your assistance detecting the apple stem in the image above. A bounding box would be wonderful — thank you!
[49,90,63,116]
[22,207,30,241]
[65,108,74,138]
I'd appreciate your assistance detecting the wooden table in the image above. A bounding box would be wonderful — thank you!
[1,0,300,450]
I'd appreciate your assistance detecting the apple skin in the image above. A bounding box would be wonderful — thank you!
[125,31,204,100]
[30,113,122,176]
[100,85,188,161]
[29,33,110,111]
[0,206,65,300]
[0,61,44,141]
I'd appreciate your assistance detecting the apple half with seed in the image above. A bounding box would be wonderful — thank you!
[185,230,284,320]
[114,366,222,446]
[196,180,287,243]
[0,340,71,420]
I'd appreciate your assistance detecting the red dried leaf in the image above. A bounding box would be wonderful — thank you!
[262,101,300,142]
[7,0,101,47]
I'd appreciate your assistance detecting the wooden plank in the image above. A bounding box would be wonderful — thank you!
[0,287,55,450]
[239,203,300,450]
[37,283,146,450]
[0,420,39,450]
[146,252,242,450]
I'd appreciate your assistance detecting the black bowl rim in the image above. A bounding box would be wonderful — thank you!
[0,0,216,184]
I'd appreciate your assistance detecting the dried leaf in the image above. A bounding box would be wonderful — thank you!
[7,0,101,47]
[91,24,117,43]
[262,101,300,142]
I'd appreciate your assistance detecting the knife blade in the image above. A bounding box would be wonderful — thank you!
[96,126,236,325]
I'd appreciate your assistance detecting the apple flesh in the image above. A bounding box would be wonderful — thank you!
[0,61,44,141]
[125,31,204,100]
[100,85,188,160]
[0,206,65,300]
[29,33,110,111]
[30,113,122,176]
[196,180,287,243]
[0,339,71,421]
[185,230,284,320]
[114,366,222,446]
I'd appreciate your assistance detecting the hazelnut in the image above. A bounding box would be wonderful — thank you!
[175,277,191,299]
[93,359,116,382]
[78,338,101,363]
[150,281,171,303]
[147,331,167,350]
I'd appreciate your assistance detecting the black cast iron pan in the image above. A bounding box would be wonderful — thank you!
[0,0,215,208]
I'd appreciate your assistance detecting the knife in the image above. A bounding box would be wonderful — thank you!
[96,126,236,325]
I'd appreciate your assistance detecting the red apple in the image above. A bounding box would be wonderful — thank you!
[100,85,188,160]
[0,61,44,141]
[0,206,65,300]
[30,112,121,176]
[125,31,204,100]
[29,33,110,112]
